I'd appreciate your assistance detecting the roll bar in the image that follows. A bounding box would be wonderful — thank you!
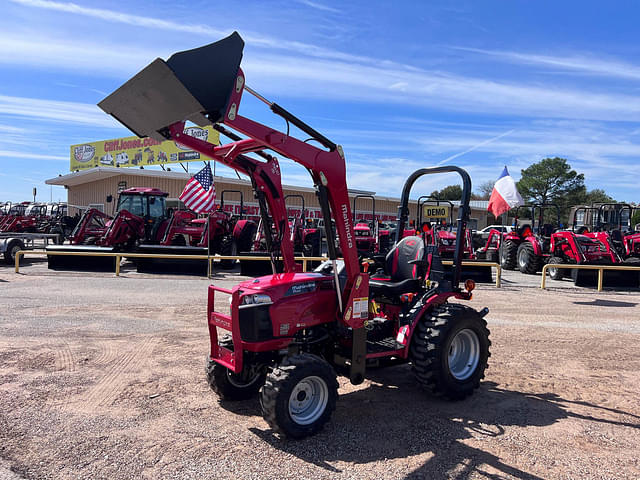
[352,194,376,224]
[220,190,244,219]
[395,166,472,290]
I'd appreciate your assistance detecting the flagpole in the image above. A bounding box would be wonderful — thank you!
[207,161,212,280]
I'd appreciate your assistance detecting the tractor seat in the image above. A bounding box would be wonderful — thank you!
[542,223,554,237]
[369,277,422,299]
[369,236,426,302]
[518,224,532,237]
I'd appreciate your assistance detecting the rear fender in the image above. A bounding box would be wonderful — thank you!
[402,291,471,358]
[526,236,542,255]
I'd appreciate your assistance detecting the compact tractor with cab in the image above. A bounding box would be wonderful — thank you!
[99,32,491,439]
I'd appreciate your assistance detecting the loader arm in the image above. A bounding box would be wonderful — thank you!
[99,34,367,328]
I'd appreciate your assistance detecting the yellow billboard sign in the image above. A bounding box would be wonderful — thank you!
[70,126,220,171]
[422,204,450,219]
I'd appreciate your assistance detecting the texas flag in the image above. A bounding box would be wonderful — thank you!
[487,166,524,218]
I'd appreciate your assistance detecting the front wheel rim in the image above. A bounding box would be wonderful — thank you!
[448,329,480,381]
[288,376,328,425]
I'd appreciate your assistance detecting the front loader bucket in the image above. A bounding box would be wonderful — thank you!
[46,245,117,271]
[99,32,244,140]
[571,263,640,289]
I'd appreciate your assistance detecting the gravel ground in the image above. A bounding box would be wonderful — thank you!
[1,259,639,479]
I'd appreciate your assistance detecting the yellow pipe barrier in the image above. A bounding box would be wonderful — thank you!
[14,250,329,276]
[441,260,502,288]
[15,251,501,287]
[541,263,640,292]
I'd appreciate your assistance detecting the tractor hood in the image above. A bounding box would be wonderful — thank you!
[236,272,332,293]
[99,32,244,141]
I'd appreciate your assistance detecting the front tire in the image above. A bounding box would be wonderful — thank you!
[219,236,237,270]
[517,242,541,274]
[410,303,490,400]
[500,240,518,270]
[547,256,565,280]
[260,354,338,439]
[206,338,265,400]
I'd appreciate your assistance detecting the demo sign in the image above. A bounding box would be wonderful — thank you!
[70,126,220,171]
[422,205,450,219]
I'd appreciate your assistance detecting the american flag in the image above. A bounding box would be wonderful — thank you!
[179,163,216,213]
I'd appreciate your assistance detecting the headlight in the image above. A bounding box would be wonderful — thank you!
[440,239,450,245]
[240,293,272,305]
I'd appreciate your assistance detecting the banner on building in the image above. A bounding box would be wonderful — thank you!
[70,126,220,171]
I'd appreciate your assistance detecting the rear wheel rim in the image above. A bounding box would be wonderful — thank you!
[288,376,328,425]
[518,249,528,268]
[448,329,480,381]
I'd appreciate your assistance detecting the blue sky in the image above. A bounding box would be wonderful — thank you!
[2,0,640,203]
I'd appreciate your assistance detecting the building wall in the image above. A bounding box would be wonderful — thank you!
[66,173,490,228]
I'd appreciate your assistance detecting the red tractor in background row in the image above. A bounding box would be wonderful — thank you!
[239,194,321,275]
[477,203,558,272]
[595,203,640,259]
[47,187,256,271]
[543,205,640,286]
[100,32,491,438]
[352,194,391,257]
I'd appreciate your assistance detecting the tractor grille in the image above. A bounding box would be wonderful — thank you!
[238,305,273,342]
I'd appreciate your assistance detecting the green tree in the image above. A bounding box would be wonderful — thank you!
[430,184,462,201]
[517,157,585,204]
[517,157,586,223]
[474,180,494,201]
[631,209,640,229]
[584,189,614,204]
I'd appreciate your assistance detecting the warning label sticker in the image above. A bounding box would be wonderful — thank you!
[352,297,369,319]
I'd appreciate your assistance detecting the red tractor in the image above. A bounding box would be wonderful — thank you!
[47,187,256,271]
[543,205,638,287]
[417,197,492,282]
[100,33,491,439]
[0,203,39,233]
[595,203,640,260]
[238,193,321,275]
[352,194,391,257]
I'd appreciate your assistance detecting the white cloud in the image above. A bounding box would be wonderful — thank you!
[293,0,341,13]
[0,150,67,161]
[0,94,121,128]
[453,46,640,81]
[8,0,371,65]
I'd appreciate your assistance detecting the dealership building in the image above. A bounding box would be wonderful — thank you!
[45,166,492,229]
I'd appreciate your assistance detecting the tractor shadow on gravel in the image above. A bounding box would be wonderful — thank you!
[246,365,640,479]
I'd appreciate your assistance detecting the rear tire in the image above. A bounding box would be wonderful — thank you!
[517,242,541,274]
[500,240,518,270]
[4,241,23,264]
[219,236,236,270]
[206,337,265,400]
[410,303,490,400]
[260,354,338,438]
[547,256,565,280]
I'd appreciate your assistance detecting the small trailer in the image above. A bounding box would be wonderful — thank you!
[1,233,61,264]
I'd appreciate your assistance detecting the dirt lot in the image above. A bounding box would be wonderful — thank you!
[1,260,639,479]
